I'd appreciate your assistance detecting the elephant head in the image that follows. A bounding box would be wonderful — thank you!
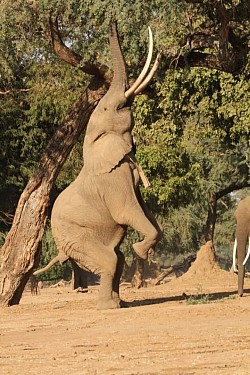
[232,196,250,296]
[83,22,159,175]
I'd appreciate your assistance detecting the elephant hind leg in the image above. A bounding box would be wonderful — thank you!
[235,235,248,296]
[95,247,120,310]
[97,273,120,310]
[70,239,120,310]
[53,226,121,309]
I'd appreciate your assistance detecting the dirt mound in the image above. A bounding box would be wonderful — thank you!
[164,241,238,293]
[181,240,221,279]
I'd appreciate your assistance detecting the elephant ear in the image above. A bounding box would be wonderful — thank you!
[83,132,132,175]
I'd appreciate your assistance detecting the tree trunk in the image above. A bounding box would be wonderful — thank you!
[131,257,145,289]
[71,260,88,290]
[0,80,105,307]
[203,193,217,242]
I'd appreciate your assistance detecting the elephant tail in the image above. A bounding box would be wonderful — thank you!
[33,253,69,276]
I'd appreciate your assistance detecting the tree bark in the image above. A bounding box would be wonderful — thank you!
[131,257,145,289]
[71,260,88,291]
[204,193,218,242]
[0,79,106,307]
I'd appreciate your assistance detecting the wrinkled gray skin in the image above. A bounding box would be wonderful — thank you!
[51,24,163,309]
[234,196,250,296]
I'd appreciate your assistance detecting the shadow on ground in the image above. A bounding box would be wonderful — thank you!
[124,289,250,308]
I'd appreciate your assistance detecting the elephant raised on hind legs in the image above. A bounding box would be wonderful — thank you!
[49,23,163,310]
[232,196,250,296]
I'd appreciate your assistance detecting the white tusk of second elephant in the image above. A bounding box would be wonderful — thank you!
[124,26,153,98]
[232,238,237,272]
[243,237,250,266]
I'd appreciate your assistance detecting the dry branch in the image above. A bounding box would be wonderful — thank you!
[152,255,196,286]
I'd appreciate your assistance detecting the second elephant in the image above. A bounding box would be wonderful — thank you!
[232,196,250,296]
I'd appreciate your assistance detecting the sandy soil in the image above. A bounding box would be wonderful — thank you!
[1,243,250,375]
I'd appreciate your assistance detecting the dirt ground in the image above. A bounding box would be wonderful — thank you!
[1,242,250,375]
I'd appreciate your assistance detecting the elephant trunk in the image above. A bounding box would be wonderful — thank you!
[108,23,156,98]
[108,22,128,92]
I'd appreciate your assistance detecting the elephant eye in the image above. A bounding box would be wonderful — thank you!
[104,107,107,111]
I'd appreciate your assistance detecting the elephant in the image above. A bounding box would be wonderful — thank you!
[48,23,163,309]
[232,196,250,296]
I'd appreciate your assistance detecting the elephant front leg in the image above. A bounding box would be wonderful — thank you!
[132,230,162,260]
[132,190,163,260]
[104,164,163,260]
[114,206,162,260]
[126,197,163,260]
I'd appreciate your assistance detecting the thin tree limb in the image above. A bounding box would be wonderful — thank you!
[49,16,109,79]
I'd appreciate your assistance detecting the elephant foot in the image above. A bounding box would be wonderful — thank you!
[133,242,150,260]
[97,298,120,310]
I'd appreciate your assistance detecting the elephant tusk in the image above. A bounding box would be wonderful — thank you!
[128,155,150,188]
[124,26,153,98]
[232,238,237,272]
[243,236,250,266]
[135,163,150,188]
[134,51,162,94]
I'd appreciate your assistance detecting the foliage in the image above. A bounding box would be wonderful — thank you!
[132,67,249,255]
[0,2,89,220]
[186,284,237,305]
[0,0,186,74]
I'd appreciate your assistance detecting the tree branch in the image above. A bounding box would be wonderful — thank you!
[0,89,31,95]
[173,51,222,71]
[49,16,109,80]
[164,0,249,74]
[216,182,250,201]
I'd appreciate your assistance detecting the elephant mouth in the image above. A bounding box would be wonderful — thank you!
[117,103,131,112]
[117,98,128,110]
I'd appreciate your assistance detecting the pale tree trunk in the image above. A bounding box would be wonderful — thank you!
[0,82,105,306]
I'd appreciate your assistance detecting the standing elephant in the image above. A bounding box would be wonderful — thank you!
[49,23,163,309]
[232,196,250,296]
